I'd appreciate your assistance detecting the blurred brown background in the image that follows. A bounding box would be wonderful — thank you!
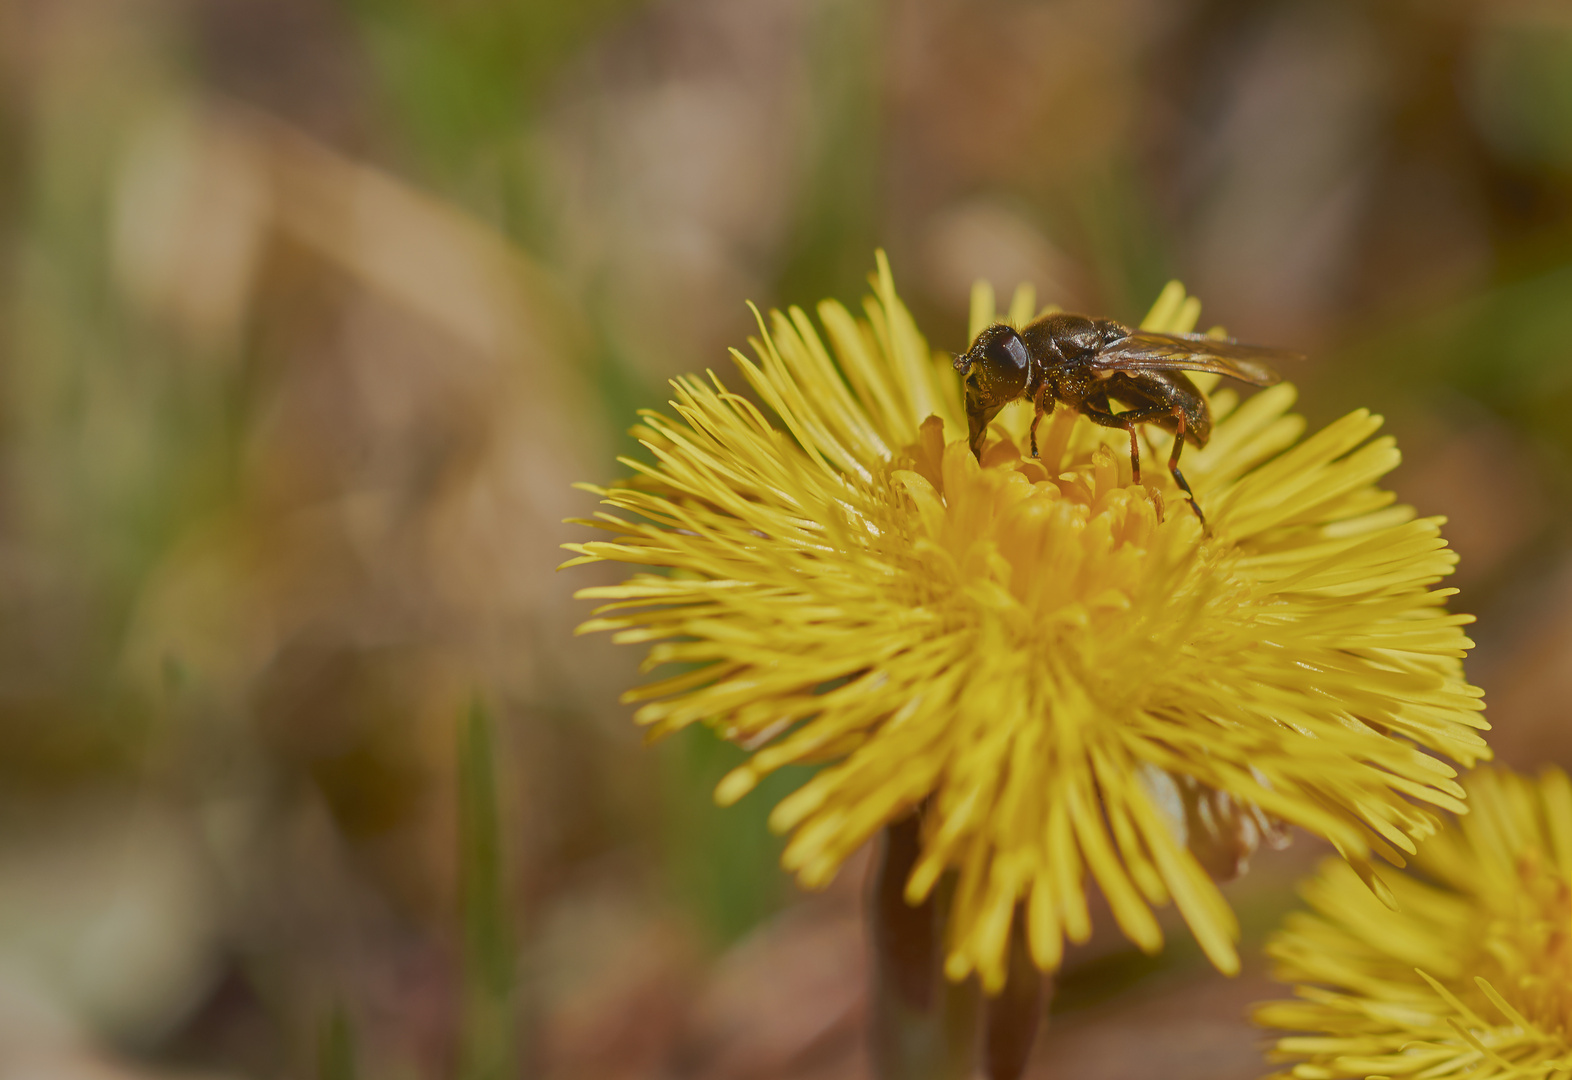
[3,1,1572,1077]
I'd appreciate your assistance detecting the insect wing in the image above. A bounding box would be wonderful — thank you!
[1091,331,1296,386]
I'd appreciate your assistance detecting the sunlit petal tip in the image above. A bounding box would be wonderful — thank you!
[570,257,1489,985]
[943,952,972,983]
[903,860,943,907]
[714,766,759,807]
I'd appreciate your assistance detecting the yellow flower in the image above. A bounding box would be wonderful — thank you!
[563,253,1488,993]
[1258,767,1572,1080]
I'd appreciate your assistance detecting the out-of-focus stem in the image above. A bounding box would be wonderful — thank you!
[982,910,1050,1080]
[869,811,975,1080]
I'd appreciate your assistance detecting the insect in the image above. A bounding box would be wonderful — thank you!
[952,313,1300,524]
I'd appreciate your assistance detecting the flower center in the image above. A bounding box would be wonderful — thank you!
[1480,852,1572,1034]
[882,417,1218,645]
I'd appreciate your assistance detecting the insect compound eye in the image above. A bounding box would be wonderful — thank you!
[967,325,1031,406]
[958,324,1032,456]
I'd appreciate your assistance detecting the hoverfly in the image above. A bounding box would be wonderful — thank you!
[952,313,1300,524]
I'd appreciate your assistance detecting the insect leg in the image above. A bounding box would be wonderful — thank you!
[1074,397,1143,483]
[1030,385,1050,458]
[1165,408,1205,527]
[1084,399,1207,525]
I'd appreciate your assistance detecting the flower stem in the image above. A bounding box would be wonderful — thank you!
[870,817,1051,1080]
[869,813,975,1080]
[981,910,1049,1080]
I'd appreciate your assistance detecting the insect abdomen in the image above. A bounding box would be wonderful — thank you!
[1116,371,1212,447]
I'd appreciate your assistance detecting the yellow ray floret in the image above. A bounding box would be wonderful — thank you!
[564,253,1489,994]
[1258,767,1572,1080]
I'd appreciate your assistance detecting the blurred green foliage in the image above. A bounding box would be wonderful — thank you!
[775,0,884,306]
[1470,17,1572,173]
[459,702,517,1080]
[660,727,810,945]
[318,1008,358,1080]
[342,0,643,243]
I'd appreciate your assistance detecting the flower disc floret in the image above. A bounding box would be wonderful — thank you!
[565,255,1489,993]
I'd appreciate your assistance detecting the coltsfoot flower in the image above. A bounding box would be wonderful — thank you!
[564,254,1489,993]
[1258,767,1572,1080]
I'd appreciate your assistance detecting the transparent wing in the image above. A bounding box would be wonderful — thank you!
[1090,330,1297,386]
